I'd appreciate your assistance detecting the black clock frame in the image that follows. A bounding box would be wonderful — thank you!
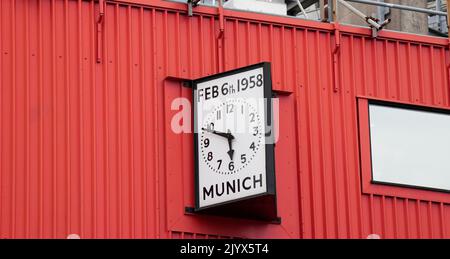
[191,62,278,221]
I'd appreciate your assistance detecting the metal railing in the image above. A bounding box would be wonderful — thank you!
[346,0,446,16]
[177,0,450,37]
[323,0,449,37]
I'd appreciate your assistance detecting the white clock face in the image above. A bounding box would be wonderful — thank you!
[200,99,263,175]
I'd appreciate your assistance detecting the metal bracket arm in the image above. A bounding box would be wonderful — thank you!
[187,0,201,17]
[96,0,105,63]
[338,0,391,37]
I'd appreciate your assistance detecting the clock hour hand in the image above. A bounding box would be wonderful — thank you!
[227,136,235,160]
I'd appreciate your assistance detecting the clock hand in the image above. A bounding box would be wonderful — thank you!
[227,136,235,160]
[201,127,234,140]
[202,127,235,160]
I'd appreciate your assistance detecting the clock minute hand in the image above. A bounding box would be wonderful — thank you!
[201,127,233,139]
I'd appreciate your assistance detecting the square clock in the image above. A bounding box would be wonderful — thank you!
[192,62,277,221]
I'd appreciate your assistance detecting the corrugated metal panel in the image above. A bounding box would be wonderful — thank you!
[1,0,449,238]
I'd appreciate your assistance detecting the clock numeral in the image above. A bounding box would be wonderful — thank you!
[217,159,222,170]
[207,123,214,131]
[241,154,247,164]
[216,110,221,120]
[228,161,235,171]
[207,152,213,161]
[203,138,210,148]
[249,113,255,123]
[256,74,263,87]
[250,142,256,151]
[227,104,234,114]
[253,126,259,136]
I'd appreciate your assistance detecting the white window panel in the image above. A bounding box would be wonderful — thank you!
[369,103,450,191]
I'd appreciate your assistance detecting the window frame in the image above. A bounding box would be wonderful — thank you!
[358,97,450,203]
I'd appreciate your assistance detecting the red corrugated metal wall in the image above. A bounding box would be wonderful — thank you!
[1,0,450,238]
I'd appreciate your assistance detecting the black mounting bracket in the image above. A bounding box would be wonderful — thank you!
[184,207,282,224]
